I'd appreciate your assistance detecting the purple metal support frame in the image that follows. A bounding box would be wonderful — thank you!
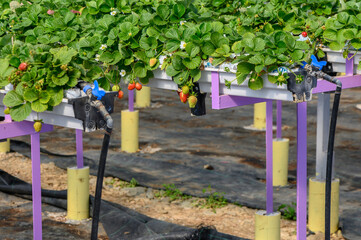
[0,121,53,240]
[211,72,266,109]
[128,89,134,112]
[266,100,274,214]
[277,101,282,139]
[297,102,307,240]
[76,129,84,169]
[346,54,354,76]
[31,133,42,240]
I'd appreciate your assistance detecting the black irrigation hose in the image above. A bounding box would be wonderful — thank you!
[324,80,342,240]
[304,66,342,240]
[90,100,113,240]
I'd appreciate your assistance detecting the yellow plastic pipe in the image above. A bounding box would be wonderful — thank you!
[273,138,289,186]
[67,166,89,220]
[136,86,151,108]
[121,110,139,153]
[254,102,266,130]
[255,210,281,240]
[309,177,339,234]
[0,139,10,153]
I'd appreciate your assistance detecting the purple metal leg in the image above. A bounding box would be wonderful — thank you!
[266,100,273,214]
[297,102,307,240]
[31,133,42,240]
[76,129,84,169]
[277,100,282,139]
[128,90,134,112]
[346,54,354,76]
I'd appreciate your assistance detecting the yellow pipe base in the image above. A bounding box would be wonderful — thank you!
[255,210,281,240]
[121,110,139,153]
[309,177,339,234]
[136,86,151,108]
[273,138,289,186]
[0,139,10,153]
[253,102,266,130]
[67,166,89,220]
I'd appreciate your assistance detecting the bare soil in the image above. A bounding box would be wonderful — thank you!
[0,152,346,240]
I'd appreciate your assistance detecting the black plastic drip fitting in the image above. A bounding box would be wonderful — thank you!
[305,64,342,240]
[82,86,113,240]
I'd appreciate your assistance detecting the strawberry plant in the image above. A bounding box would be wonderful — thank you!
[0,0,359,121]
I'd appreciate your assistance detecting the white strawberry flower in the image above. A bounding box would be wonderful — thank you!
[120,69,126,77]
[110,11,117,16]
[180,21,186,26]
[159,55,166,66]
[95,54,100,61]
[99,44,107,50]
[180,41,187,50]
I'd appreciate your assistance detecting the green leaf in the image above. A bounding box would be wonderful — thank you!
[264,56,276,65]
[50,47,78,66]
[351,39,361,49]
[190,69,201,82]
[100,52,114,63]
[212,21,224,33]
[182,56,201,69]
[64,11,75,25]
[285,35,296,49]
[10,102,31,122]
[157,5,170,20]
[39,91,51,104]
[242,37,254,49]
[255,65,264,73]
[165,28,180,40]
[48,88,63,106]
[9,57,21,68]
[294,42,308,52]
[248,55,263,65]
[24,88,39,102]
[52,74,69,86]
[337,12,349,24]
[232,41,243,53]
[172,55,184,71]
[139,36,157,50]
[173,4,185,18]
[3,91,23,107]
[202,42,216,55]
[134,62,147,78]
[291,50,304,61]
[236,73,248,85]
[237,62,254,74]
[253,38,265,52]
[166,40,180,52]
[185,43,200,58]
[0,59,10,76]
[165,65,180,77]
[343,29,356,40]
[329,41,343,51]
[200,22,212,34]
[268,75,277,84]
[31,100,48,112]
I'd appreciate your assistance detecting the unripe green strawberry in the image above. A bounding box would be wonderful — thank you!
[112,85,120,92]
[4,108,10,115]
[188,95,197,108]
[182,86,189,95]
[149,58,157,67]
[34,121,42,132]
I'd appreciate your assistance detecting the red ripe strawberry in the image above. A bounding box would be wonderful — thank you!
[18,62,28,71]
[128,82,135,90]
[135,82,142,91]
[301,31,307,37]
[179,92,188,103]
[118,90,124,99]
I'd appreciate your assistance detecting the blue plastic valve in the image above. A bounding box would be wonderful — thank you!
[83,80,106,100]
[301,55,327,71]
